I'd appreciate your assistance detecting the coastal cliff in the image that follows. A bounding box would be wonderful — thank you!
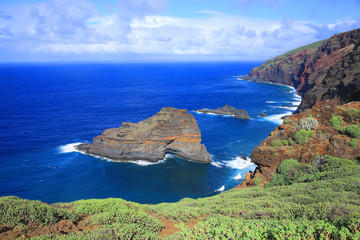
[245,28,360,111]
[77,107,211,163]
[241,28,360,187]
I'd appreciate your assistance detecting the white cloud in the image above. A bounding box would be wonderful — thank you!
[0,0,360,61]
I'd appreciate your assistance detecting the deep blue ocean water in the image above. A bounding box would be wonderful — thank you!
[0,62,300,204]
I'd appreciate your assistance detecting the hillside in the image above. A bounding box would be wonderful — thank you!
[245,28,360,111]
[1,154,359,239]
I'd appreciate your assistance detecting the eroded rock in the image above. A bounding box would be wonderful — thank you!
[77,107,211,163]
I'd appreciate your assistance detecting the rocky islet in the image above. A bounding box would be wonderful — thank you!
[77,107,211,163]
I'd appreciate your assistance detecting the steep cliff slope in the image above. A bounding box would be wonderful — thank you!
[245,28,360,111]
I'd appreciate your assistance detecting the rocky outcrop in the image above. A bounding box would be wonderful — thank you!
[249,101,360,181]
[244,28,360,111]
[77,107,211,163]
[195,104,250,119]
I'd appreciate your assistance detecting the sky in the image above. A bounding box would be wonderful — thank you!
[1,0,360,62]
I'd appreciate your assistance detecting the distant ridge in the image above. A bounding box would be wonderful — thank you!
[244,28,360,111]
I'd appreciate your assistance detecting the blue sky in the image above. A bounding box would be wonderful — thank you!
[1,0,360,62]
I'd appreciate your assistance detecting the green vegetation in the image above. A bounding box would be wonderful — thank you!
[330,115,343,130]
[271,139,283,148]
[348,108,360,117]
[349,138,358,149]
[1,156,359,239]
[0,196,78,229]
[294,129,315,144]
[340,125,360,139]
[283,118,291,124]
[255,40,325,70]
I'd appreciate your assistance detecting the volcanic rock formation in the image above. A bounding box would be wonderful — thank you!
[195,104,250,119]
[77,107,211,163]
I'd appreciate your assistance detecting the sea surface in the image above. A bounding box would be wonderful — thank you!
[0,62,301,204]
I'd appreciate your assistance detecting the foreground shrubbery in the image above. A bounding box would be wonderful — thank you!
[0,155,359,239]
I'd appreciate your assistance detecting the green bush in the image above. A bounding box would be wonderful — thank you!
[340,125,360,139]
[330,116,343,130]
[298,117,318,130]
[283,118,291,124]
[349,138,358,148]
[294,129,313,144]
[288,139,295,145]
[0,196,78,228]
[271,139,283,148]
[281,140,289,145]
[319,156,356,172]
[348,108,360,117]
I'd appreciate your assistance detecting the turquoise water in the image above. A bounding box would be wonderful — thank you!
[0,62,300,204]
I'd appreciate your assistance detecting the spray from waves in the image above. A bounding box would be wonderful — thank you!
[224,157,255,169]
[234,173,242,180]
[210,157,255,170]
[59,142,82,153]
[131,154,172,166]
[262,111,293,125]
[216,185,225,192]
[210,161,223,168]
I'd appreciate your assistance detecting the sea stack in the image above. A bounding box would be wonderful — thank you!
[195,104,250,119]
[77,107,211,163]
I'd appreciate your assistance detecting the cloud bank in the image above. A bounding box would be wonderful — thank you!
[0,0,360,61]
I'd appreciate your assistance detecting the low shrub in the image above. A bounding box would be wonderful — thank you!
[348,108,360,117]
[0,196,78,228]
[349,138,358,148]
[294,129,314,144]
[340,125,360,139]
[271,139,283,148]
[330,116,343,130]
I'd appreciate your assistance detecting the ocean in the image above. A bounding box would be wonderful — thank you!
[0,62,301,204]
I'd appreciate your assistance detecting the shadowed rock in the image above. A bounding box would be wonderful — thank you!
[77,107,211,163]
[195,104,250,119]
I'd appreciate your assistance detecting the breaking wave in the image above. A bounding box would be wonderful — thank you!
[59,142,82,153]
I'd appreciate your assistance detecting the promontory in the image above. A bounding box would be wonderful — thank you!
[77,107,211,163]
[195,104,250,119]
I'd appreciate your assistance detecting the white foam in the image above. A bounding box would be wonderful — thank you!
[216,185,225,192]
[279,106,298,111]
[210,161,223,168]
[224,157,255,170]
[59,142,82,153]
[130,154,172,166]
[234,173,242,180]
[263,111,293,125]
[194,111,217,115]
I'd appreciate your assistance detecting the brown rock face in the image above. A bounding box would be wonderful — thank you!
[245,28,360,111]
[250,101,360,181]
[77,107,211,163]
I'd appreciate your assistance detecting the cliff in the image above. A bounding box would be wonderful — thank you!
[245,28,360,111]
[248,101,359,182]
[77,107,211,163]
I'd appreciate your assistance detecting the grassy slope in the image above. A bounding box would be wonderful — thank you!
[1,155,359,239]
[250,39,325,72]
